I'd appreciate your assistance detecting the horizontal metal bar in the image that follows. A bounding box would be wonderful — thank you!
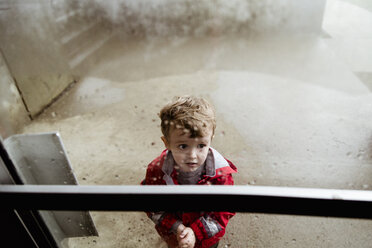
[1,185,372,219]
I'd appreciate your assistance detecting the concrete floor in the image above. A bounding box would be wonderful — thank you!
[22,0,372,247]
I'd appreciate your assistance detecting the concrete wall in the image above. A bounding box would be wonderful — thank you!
[0,0,114,119]
[0,51,30,139]
[0,0,75,117]
[0,0,325,136]
[91,0,326,37]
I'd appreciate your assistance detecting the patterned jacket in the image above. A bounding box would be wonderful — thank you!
[141,148,237,248]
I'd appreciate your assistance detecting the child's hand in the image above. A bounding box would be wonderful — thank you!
[177,224,195,248]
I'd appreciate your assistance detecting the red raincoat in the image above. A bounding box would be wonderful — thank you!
[141,148,237,248]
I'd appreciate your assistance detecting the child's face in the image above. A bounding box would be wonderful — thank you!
[162,127,213,172]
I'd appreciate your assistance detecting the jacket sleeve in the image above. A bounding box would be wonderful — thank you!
[146,211,181,248]
[189,173,236,248]
[141,158,182,241]
[148,211,181,234]
[190,211,235,248]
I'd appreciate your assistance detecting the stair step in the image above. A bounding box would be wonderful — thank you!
[68,29,114,68]
[64,22,110,58]
[55,9,80,23]
[60,22,96,44]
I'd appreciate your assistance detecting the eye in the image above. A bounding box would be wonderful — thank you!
[198,144,206,149]
[178,144,187,150]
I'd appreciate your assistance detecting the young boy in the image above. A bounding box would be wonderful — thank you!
[142,96,237,248]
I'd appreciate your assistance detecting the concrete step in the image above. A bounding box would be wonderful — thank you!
[52,4,114,70]
[68,33,113,69]
[65,24,114,69]
[60,22,97,45]
[54,9,92,44]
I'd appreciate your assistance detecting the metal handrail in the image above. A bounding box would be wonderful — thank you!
[1,184,372,219]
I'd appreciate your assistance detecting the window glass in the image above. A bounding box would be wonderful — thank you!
[0,0,371,247]
[62,212,372,248]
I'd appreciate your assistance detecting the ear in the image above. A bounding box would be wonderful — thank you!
[161,136,170,149]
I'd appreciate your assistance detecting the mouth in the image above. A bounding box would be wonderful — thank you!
[185,162,198,167]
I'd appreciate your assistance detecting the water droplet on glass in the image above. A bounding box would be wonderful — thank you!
[332,194,342,200]
[248,180,256,185]
[357,153,364,160]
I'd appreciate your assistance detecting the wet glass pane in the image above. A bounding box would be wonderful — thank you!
[60,212,372,248]
[1,0,372,247]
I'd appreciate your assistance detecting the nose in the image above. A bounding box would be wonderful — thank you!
[188,148,197,159]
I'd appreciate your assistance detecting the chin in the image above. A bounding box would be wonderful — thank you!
[180,165,199,172]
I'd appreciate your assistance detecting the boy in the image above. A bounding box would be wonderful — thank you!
[142,96,237,248]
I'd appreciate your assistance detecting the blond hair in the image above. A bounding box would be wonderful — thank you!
[159,96,216,141]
